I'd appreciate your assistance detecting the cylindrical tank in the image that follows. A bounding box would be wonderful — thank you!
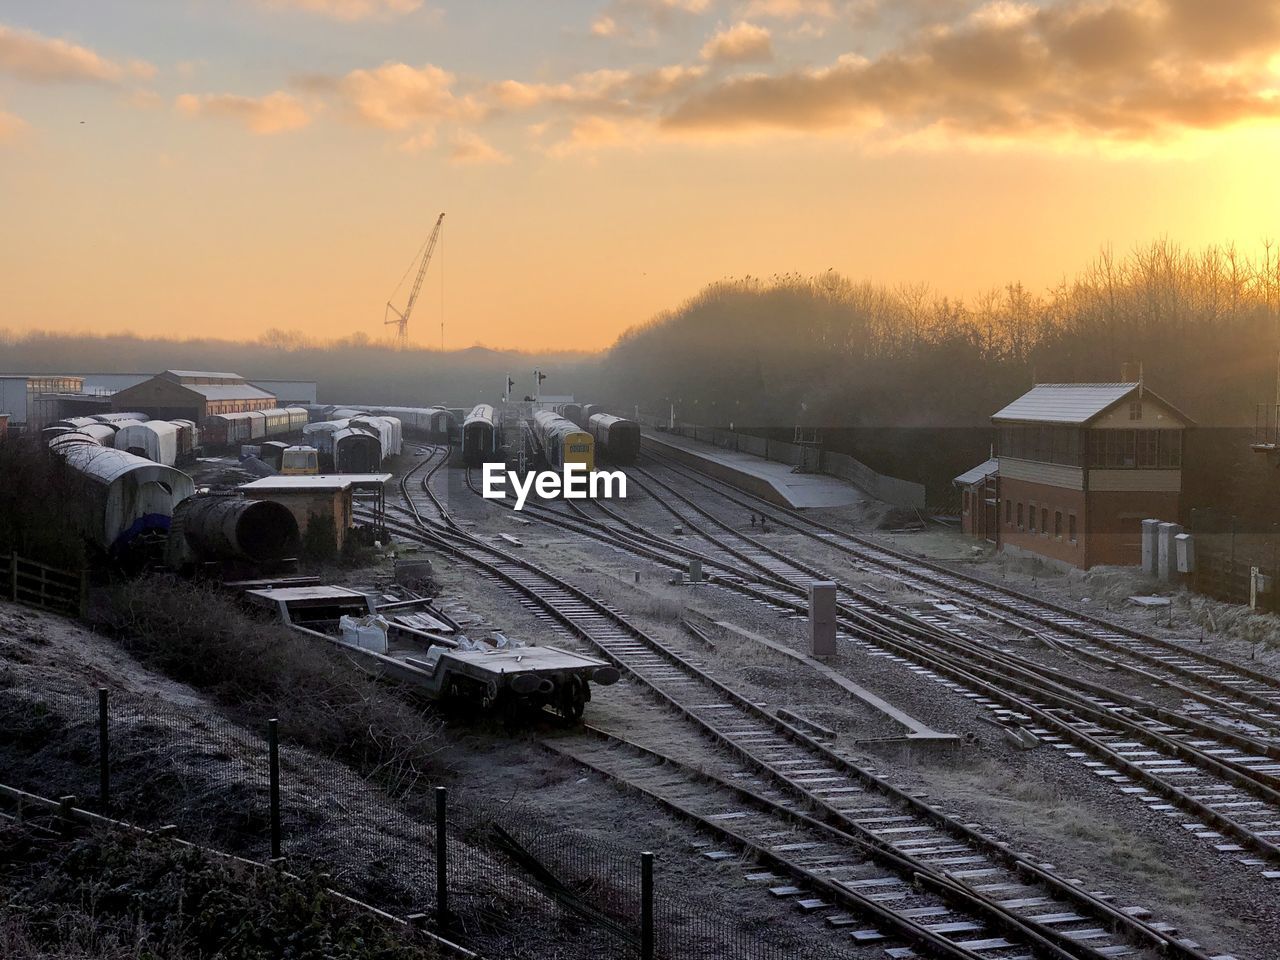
[171,497,300,563]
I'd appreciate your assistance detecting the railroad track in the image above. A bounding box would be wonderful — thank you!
[436,450,1280,874]
[640,449,1280,736]
[368,447,1220,960]
[616,462,1280,871]
[434,449,1280,873]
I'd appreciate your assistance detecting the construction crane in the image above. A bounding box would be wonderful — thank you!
[384,212,444,350]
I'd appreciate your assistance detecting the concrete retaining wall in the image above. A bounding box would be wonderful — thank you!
[642,434,793,507]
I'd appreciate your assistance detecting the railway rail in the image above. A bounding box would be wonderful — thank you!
[435,448,1280,872]
[432,448,1280,876]
[367,445,1220,960]
[618,463,1280,871]
[640,450,1280,735]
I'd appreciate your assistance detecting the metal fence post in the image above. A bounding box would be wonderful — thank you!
[435,786,449,922]
[641,850,654,960]
[97,688,109,810]
[268,718,281,860]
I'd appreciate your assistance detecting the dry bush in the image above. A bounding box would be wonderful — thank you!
[103,574,444,793]
[0,436,89,570]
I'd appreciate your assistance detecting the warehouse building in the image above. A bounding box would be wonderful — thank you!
[249,379,318,405]
[957,380,1193,569]
[0,374,92,431]
[110,370,276,421]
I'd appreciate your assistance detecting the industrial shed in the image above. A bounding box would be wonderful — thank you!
[110,370,276,421]
[0,375,89,431]
[239,474,390,551]
[974,379,1193,569]
[249,379,318,405]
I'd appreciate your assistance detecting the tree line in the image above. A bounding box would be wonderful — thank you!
[598,240,1280,431]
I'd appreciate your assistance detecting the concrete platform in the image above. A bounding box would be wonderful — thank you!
[641,431,863,509]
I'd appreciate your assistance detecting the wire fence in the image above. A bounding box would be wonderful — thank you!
[1187,507,1280,611]
[0,686,862,960]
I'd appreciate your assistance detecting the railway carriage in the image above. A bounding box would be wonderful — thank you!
[350,415,402,459]
[115,420,181,466]
[202,412,253,447]
[202,407,308,448]
[304,418,385,472]
[92,412,150,426]
[462,404,498,467]
[589,414,641,465]
[171,419,200,462]
[533,410,594,472]
[49,442,195,555]
[555,403,585,428]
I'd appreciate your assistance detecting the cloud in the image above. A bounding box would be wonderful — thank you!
[701,22,774,62]
[662,0,1280,142]
[175,91,312,134]
[545,115,653,157]
[591,14,620,36]
[253,0,423,20]
[647,0,712,13]
[489,64,707,112]
[398,129,436,153]
[741,0,835,19]
[588,0,712,41]
[0,24,155,84]
[0,105,26,142]
[449,130,509,164]
[323,62,479,129]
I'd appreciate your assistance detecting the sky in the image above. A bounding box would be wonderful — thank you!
[2,0,1280,352]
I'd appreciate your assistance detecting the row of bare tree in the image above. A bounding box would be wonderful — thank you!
[600,240,1280,430]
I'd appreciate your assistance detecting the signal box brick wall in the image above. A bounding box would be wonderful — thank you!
[998,477,1087,566]
[990,383,1191,570]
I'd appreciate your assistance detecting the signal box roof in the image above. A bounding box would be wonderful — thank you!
[992,382,1194,426]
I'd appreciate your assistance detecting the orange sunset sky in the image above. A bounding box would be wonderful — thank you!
[2,0,1280,351]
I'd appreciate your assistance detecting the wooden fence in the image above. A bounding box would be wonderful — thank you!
[2,551,86,618]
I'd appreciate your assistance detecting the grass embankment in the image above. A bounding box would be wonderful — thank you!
[102,574,443,791]
[0,823,439,960]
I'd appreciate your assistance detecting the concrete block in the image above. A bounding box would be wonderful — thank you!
[1174,533,1195,574]
[1141,519,1160,576]
[809,581,837,658]
[1157,522,1182,582]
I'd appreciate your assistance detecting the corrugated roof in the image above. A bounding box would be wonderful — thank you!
[164,370,244,381]
[992,383,1139,424]
[184,383,275,401]
[953,458,998,486]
